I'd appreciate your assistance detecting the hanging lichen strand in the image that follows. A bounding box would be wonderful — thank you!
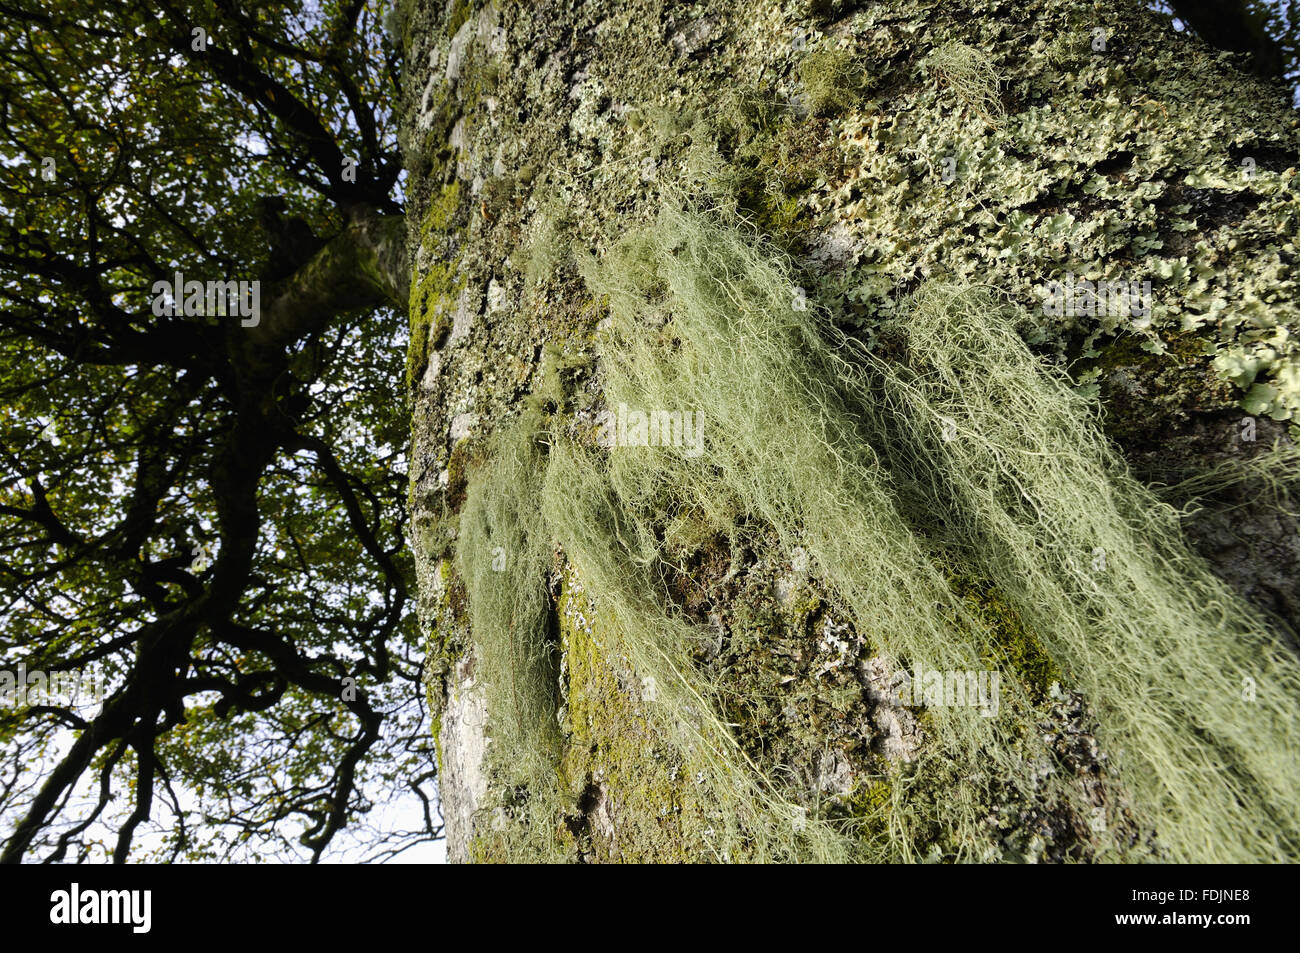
[578,206,1078,861]
[456,201,1300,862]
[854,282,1300,863]
[455,405,565,853]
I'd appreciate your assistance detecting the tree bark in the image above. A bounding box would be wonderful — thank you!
[402,0,1300,862]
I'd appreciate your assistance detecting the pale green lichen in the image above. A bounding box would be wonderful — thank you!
[923,40,1005,126]
[456,409,559,784]
[583,204,1300,861]
[797,46,865,118]
[407,0,1300,863]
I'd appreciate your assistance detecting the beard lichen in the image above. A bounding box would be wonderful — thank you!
[455,202,1300,862]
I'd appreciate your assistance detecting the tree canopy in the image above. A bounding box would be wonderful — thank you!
[0,0,435,862]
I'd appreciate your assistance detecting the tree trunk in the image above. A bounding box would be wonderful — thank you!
[401,0,1300,863]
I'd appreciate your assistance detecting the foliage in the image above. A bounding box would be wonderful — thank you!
[0,0,436,862]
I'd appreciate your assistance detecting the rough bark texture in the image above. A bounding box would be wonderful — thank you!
[399,0,1300,862]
